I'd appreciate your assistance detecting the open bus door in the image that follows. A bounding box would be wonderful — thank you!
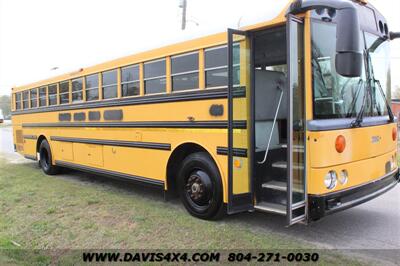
[227,29,254,214]
[227,17,307,224]
[286,15,307,225]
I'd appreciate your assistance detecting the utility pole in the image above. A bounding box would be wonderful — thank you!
[180,0,187,30]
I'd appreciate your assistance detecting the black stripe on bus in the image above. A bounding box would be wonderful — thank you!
[55,160,164,188]
[216,147,248,158]
[12,87,246,116]
[24,154,37,161]
[22,120,247,129]
[23,135,37,140]
[50,136,171,151]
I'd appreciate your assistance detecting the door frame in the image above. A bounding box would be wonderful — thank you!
[286,14,308,225]
[227,28,255,214]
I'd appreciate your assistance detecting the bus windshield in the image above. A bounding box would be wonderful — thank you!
[311,21,391,120]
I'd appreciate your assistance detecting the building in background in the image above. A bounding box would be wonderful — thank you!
[392,99,400,120]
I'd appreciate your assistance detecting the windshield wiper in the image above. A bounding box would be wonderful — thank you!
[365,36,394,121]
[352,48,394,127]
[351,84,368,128]
[312,44,329,98]
[374,79,395,122]
[365,42,394,122]
[346,79,364,118]
[351,51,370,128]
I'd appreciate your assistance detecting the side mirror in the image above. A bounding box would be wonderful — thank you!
[335,8,363,77]
[287,0,363,78]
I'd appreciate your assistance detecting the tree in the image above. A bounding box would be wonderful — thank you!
[0,95,11,119]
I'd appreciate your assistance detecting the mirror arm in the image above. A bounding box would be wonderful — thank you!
[390,32,400,41]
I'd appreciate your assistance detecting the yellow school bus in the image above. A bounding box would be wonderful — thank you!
[11,0,400,225]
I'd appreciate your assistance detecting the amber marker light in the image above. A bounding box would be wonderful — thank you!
[335,135,346,153]
[392,127,397,141]
[234,159,242,169]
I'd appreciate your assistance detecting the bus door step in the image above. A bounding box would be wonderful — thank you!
[272,161,304,170]
[254,202,286,215]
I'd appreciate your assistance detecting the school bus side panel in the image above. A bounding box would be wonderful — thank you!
[11,97,231,202]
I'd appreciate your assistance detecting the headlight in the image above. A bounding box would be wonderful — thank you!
[324,171,337,190]
[339,170,348,185]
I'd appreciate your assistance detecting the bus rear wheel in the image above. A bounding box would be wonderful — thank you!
[177,152,224,220]
[39,139,59,175]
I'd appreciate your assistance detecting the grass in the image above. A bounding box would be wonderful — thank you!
[0,156,366,265]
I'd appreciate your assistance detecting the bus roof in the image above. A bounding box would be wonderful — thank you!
[12,1,291,93]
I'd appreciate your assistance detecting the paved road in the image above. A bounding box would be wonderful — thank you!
[0,122,14,154]
[1,126,399,264]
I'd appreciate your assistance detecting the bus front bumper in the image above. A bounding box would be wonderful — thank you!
[309,169,399,221]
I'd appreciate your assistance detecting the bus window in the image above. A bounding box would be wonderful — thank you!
[144,59,166,94]
[121,65,140,97]
[72,78,83,103]
[48,84,57,106]
[59,81,70,105]
[205,46,227,88]
[22,91,29,109]
[30,88,38,108]
[15,93,22,110]
[102,69,118,99]
[39,87,47,107]
[85,74,99,101]
[171,52,199,91]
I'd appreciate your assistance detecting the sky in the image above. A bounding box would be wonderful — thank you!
[0,0,399,96]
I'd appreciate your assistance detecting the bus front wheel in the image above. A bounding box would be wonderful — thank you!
[177,152,224,220]
[39,139,59,175]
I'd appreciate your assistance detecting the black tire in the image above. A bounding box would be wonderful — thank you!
[38,139,59,175]
[177,152,225,220]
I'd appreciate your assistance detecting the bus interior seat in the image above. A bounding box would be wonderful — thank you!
[255,69,287,152]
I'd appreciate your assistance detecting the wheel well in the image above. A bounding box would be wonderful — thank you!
[166,143,209,198]
[36,135,47,153]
